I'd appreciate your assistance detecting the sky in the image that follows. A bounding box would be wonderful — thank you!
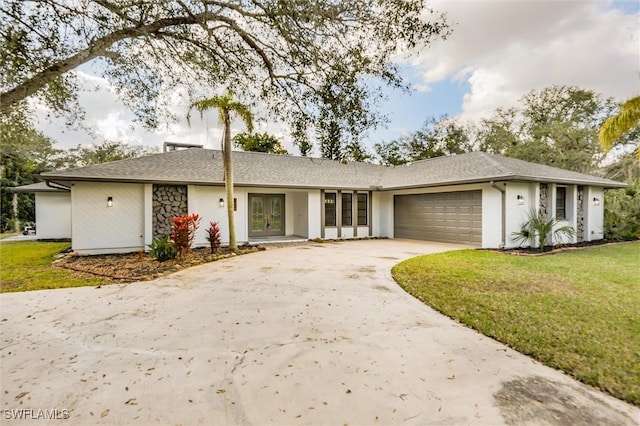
[34,0,640,156]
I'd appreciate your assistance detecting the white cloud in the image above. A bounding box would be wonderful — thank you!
[413,0,639,121]
[34,71,298,153]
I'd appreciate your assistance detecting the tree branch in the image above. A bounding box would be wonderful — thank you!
[1,10,233,109]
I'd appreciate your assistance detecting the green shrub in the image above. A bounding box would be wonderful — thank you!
[512,207,575,251]
[605,181,640,240]
[148,236,177,262]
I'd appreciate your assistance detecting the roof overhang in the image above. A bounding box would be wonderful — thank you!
[382,175,627,190]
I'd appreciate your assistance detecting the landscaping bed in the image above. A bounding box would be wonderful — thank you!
[491,239,634,256]
[54,245,265,281]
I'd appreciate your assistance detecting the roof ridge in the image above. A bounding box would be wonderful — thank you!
[479,152,513,176]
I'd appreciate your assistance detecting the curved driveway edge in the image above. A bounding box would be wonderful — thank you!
[1,239,638,425]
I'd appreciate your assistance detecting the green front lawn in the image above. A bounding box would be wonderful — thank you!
[0,241,108,293]
[392,242,640,406]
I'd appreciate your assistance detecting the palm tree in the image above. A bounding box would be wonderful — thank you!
[599,95,640,158]
[189,90,253,251]
[511,207,575,251]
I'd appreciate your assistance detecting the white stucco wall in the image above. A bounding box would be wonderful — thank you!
[292,192,309,238]
[504,182,537,248]
[71,182,145,254]
[35,192,71,239]
[68,179,609,254]
[504,182,594,248]
[372,191,393,238]
[188,185,232,247]
[308,190,322,239]
[584,187,604,241]
[189,186,315,246]
[341,227,354,239]
[143,184,153,249]
[324,227,338,239]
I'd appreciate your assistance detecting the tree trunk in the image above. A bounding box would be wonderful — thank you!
[12,169,20,233]
[223,111,237,251]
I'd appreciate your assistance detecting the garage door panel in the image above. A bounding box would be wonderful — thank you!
[394,191,482,246]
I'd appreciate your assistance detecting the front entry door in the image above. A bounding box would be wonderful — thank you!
[248,194,285,237]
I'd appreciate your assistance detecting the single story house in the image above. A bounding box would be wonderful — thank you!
[35,148,625,255]
[12,182,71,240]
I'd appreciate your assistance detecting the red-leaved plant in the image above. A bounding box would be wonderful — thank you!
[205,221,222,254]
[171,213,201,258]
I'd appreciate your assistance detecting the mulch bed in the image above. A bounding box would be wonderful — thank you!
[53,245,265,282]
[488,239,635,256]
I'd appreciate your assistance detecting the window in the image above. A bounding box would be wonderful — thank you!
[555,186,566,220]
[341,193,353,226]
[357,193,368,226]
[324,193,336,226]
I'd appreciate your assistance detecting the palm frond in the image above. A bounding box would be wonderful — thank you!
[599,95,640,154]
[228,102,254,133]
[186,91,252,132]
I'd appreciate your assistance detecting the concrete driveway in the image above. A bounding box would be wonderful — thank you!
[1,239,638,425]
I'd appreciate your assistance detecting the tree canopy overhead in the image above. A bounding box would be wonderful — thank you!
[1,0,450,137]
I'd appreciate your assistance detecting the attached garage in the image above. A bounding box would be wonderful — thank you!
[394,190,482,245]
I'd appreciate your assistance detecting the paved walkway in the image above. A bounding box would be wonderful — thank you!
[1,240,637,425]
[1,234,37,242]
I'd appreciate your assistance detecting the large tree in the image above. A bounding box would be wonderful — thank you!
[318,120,344,161]
[0,110,60,231]
[1,0,449,138]
[189,91,253,251]
[477,85,616,174]
[56,140,157,169]
[232,132,287,154]
[375,116,473,165]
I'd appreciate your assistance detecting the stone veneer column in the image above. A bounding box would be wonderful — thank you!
[539,183,549,216]
[152,185,188,238]
[577,186,584,242]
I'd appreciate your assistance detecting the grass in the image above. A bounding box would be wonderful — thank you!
[0,241,108,293]
[392,242,640,406]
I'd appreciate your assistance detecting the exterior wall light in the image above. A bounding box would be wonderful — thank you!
[593,197,600,206]
[516,195,525,205]
[219,198,225,207]
[107,196,114,207]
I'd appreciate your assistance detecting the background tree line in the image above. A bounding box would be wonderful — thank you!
[0,128,157,232]
[371,85,639,239]
[2,85,638,238]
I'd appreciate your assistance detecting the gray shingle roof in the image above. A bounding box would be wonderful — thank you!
[12,182,68,193]
[41,149,386,190]
[381,151,626,189]
[40,148,626,189]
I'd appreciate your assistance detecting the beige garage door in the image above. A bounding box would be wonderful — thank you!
[394,191,482,245]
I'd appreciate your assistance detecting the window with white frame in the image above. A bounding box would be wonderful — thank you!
[555,186,567,220]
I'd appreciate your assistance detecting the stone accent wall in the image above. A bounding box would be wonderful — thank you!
[153,185,188,238]
[539,183,549,216]
[577,186,584,242]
